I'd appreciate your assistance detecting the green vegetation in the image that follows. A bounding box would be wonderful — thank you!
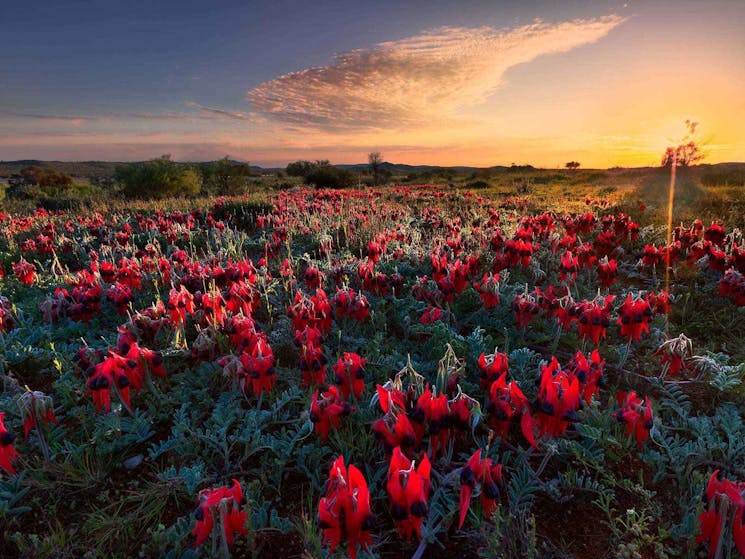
[199,157,253,195]
[114,156,202,199]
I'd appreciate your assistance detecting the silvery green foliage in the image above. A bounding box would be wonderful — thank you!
[158,462,206,495]
[692,352,744,392]
[0,474,30,516]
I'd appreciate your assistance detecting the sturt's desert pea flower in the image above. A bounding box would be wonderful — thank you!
[318,455,374,559]
[459,449,503,528]
[0,413,20,475]
[191,479,248,550]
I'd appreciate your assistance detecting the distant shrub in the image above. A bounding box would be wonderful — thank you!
[20,166,73,187]
[304,165,357,189]
[7,184,43,200]
[286,160,329,177]
[201,158,252,195]
[115,157,202,199]
[466,180,489,189]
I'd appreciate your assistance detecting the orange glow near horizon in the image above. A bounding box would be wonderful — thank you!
[1,7,744,167]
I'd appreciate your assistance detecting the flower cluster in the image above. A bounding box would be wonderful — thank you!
[386,447,431,540]
[318,456,374,559]
[458,449,503,528]
[310,386,352,440]
[614,391,654,447]
[697,471,745,558]
[191,479,248,549]
[0,413,20,475]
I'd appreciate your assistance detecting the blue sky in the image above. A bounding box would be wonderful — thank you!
[1,0,743,166]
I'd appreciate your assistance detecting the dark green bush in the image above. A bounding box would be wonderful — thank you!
[304,165,357,189]
[115,157,202,199]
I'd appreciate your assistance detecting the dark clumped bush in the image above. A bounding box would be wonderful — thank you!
[304,165,357,189]
[115,157,202,199]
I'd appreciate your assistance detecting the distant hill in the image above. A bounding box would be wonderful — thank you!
[0,159,513,178]
[1,159,744,179]
[0,160,124,178]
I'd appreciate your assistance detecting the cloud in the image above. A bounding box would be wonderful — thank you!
[247,16,625,130]
[183,102,252,120]
[0,105,255,125]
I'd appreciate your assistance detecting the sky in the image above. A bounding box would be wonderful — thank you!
[1,0,744,168]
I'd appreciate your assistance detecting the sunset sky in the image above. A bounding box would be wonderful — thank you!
[1,0,744,167]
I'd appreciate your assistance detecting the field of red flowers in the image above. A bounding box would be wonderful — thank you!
[0,182,744,558]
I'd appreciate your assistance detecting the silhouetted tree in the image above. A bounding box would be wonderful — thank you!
[661,120,704,168]
[565,161,581,170]
[286,160,329,177]
[368,151,383,185]
[304,164,356,189]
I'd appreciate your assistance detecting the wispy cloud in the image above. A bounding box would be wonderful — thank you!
[247,15,625,130]
[0,112,97,121]
[183,101,251,120]
[0,105,256,124]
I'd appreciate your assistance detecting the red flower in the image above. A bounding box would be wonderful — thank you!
[168,285,194,326]
[697,471,745,558]
[304,265,323,290]
[458,449,503,528]
[0,412,20,475]
[533,358,581,439]
[654,334,692,377]
[719,269,745,306]
[299,341,327,387]
[419,305,443,325]
[310,386,352,440]
[566,350,604,404]
[559,250,578,283]
[504,238,535,268]
[287,289,332,333]
[13,258,36,286]
[333,353,366,400]
[616,294,652,341]
[86,354,128,412]
[511,292,539,330]
[414,388,450,457]
[372,385,421,453]
[106,282,133,315]
[386,447,431,540]
[191,479,248,549]
[473,273,501,309]
[576,295,615,345]
[333,287,370,323]
[200,291,227,327]
[596,257,618,288]
[615,391,653,447]
[478,349,509,390]
[318,456,374,559]
[642,244,663,267]
[19,390,58,438]
[238,338,276,396]
[0,295,16,332]
[486,373,535,447]
[116,258,142,290]
[704,222,726,247]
